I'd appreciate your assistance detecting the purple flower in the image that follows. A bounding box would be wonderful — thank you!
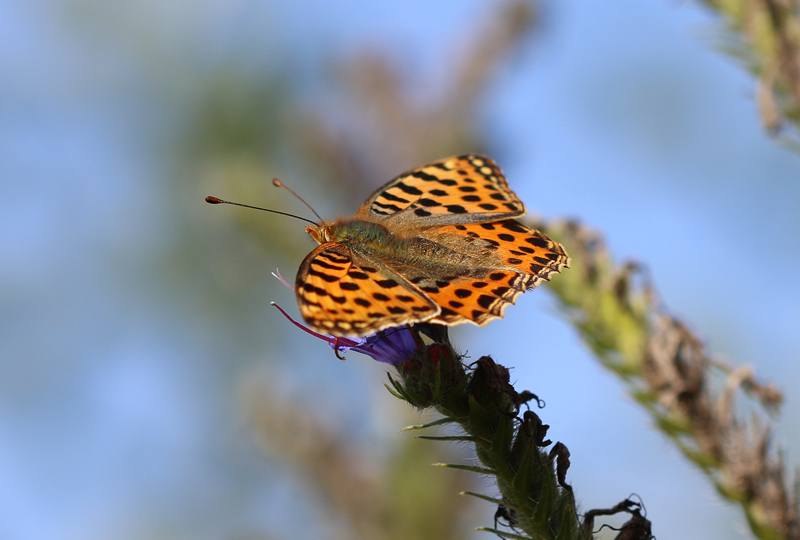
[271,303,420,364]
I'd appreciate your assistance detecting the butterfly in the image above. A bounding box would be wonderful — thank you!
[295,154,569,337]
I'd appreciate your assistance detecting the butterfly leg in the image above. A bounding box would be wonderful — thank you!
[333,337,346,360]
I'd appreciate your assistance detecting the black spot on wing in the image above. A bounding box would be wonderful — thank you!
[340,282,360,291]
[439,307,459,318]
[409,171,438,182]
[308,268,339,282]
[372,201,402,212]
[303,283,328,295]
[526,237,550,248]
[502,221,529,233]
[379,191,410,204]
[477,295,495,309]
[318,252,349,264]
[417,198,442,207]
[311,259,345,271]
[395,182,424,195]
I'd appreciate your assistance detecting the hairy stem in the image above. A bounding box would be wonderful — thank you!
[539,218,798,540]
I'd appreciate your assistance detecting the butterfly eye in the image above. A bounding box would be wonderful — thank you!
[305,225,324,243]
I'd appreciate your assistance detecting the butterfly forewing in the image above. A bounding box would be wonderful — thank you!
[358,154,526,226]
[295,243,439,337]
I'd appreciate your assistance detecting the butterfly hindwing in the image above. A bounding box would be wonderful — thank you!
[426,270,527,327]
[295,243,439,337]
[430,219,570,285]
[418,219,570,327]
[358,154,526,226]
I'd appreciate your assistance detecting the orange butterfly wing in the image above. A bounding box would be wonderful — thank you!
[295,243,439,336]
[420,220,569,326]
[358,154,525,225]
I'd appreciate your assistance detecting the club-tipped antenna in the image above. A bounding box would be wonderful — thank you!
[272,178,324,224]
[205,196,319,226]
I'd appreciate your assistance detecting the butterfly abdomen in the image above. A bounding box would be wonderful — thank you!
[328,220,487,282]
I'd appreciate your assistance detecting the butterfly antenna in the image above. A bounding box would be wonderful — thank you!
[272,178,325,224]
[205,196,319,226]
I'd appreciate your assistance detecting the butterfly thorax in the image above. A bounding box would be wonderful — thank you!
[306,219,391,245]
[307,219,406,251]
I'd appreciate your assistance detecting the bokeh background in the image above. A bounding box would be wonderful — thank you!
[2,0,799,539]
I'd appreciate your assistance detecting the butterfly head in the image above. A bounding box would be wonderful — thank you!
[305,223,331,245]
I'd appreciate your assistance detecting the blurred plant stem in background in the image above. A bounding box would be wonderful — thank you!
[540,219,798,540]
[698,0,800,150]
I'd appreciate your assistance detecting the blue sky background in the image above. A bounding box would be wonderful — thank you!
[1,1,798,539]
